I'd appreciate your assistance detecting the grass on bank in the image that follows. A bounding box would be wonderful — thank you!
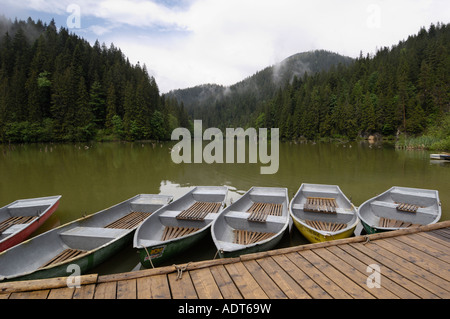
[396,113,450,151]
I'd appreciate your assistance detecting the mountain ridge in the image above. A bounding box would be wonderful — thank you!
[167,50,354,126]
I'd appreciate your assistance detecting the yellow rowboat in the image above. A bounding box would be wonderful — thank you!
[289,183,359,243]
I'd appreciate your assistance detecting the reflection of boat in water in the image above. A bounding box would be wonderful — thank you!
[430,160,450,166]
[430,153,450,160]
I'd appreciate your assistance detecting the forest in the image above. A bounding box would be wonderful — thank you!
[172,23,450,150]
[0,17,189,143]
[0,17,449,150]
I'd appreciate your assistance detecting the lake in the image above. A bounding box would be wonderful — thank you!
[1,140,449,275]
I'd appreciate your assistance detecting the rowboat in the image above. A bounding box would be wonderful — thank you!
[211,187,290,258]
[0,195,61,252]
[358,186,441,234]
[134,186,228,268]
[430,153,450,160]
[289,183,359,243]
[0,194,172,282]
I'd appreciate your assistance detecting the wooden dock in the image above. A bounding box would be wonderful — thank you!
[1,220,449,299]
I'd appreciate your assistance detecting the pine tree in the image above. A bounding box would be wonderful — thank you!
[105,83,117,131]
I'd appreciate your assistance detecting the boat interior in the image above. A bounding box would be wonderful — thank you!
[214,187,288,246]
[290,185,357,230]
[0,198,57,240]
[0,195,170,278]
[360,187,440,228]
[136,187,227,246]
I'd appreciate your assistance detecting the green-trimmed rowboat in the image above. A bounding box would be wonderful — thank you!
[0,194,172,282]
[358,186,441,234]
[134,186,228,268]
[211,187,290,258]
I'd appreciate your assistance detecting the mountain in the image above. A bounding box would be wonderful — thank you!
[167,50,353,128]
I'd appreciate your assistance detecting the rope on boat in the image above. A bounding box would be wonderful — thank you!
[142,246,155,269]
[213,249,224,259]
[173,262,192,280]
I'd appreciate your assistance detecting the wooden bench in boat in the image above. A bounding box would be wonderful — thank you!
[160,226,200,241]
[176,202,221,221]
[304,219,347,232]
[370,200,434,215]
[396,202,420,213]
[0,216,38,234]
[104,211,152,229]
[303,197,338,214]
[379,217,421,228]
[246,202,283,223]
[233,229,275,245]
[40,249,87,269]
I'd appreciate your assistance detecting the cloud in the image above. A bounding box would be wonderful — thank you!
[2,0,449,92]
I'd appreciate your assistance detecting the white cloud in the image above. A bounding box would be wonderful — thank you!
[3,0,449,92]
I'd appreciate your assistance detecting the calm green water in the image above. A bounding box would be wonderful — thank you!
[1,141,449,275]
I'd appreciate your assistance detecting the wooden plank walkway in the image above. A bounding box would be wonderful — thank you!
[1,220,449,299]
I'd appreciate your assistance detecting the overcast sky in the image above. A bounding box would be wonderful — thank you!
[1,0,449,92]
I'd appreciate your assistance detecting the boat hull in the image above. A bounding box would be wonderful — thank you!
[292,218,357,243]
[137,228,209,268]
[360,220,388,234]
[0,198,60,252]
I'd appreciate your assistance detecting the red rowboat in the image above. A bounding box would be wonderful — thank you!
[0,196,61,252]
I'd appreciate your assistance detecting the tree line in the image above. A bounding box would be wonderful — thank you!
[0,17,190,143]
[173,23,449,145]
[261,22,450,141]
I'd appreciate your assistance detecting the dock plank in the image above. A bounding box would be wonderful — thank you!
[272,254,332,299]
[93,282,117,299]
[396,234,450,263]
[242,259,288,299]
[337,244,421,299]
[190,268,223,299]
[168,272,198,299]
[47,287,75,299]
[9,290,50,299]
[416,232,450,249]
[299,249,375,299]
[377,237,450,281]
[72,284,95,299]
[321,246,399,299]
[285,251,352,299]
[116,279,137,299]
[209,265,242,299]
[351,242,445,298]
[137,274,171,299]
[256,257,310,299]
[225,262,269,299]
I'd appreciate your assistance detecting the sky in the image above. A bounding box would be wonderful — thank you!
[1,0,449,93]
